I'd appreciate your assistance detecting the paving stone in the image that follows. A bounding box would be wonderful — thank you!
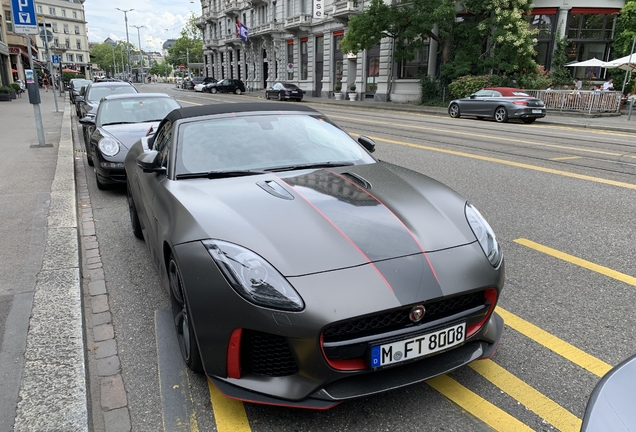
[94,339,117,359]
[88,280,106,296]
[84,241,98,250]
[88,268,105,281]
[100,375,127,411]
[93,323,114,342]
[96,355,120,377]
[87,262,102,270]
[86,256,101,265]
[85,248,100,258]
[103,408,131,432]
[91,295,109,314]
[92,311,111,326]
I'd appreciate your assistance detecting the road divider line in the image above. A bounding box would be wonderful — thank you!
[208,381,251,432]
[357,134,636,191]
[550,156,582,161]
[515,238,636,287]
[427,375,534,432]
[469,360,581,432]
[495,307,612,377]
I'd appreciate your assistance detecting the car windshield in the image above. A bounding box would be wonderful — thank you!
[72,79,91,89]
[87,85,137,102]
[97,97,181,125]
[175,114,375,176]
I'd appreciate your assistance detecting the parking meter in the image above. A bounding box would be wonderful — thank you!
[25,69,41,105]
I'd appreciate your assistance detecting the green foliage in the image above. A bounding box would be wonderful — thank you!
[148,60,172,77]
[614,0,636,57]
[419,74,447,105]
[165,13,204,70]
[549,31,572,85]
[448,74,509,98]
[515,65,551,89]
[62,71,78,84]
[349,84,356,91]
[334,84,342,92]
[9,83,21,91]
[0,86,12,94]
[90,42,137,76]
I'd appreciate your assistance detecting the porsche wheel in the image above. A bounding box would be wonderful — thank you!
[448,103,461,118]
[210,87,217,94]
[494,107,509,123]
[87,150,94,167]
[127,184,143,239]
[522,118,536,124]
[169,255,203,373]
[235,88,242,95]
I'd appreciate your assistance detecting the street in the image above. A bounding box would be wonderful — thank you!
[79,84,636,432]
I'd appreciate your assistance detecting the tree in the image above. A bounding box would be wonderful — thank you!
[148,60,172,77]
[89,41,137,76]
[165,13,204,70]
[613,0,636,57]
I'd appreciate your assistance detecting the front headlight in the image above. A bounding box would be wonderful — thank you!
[203,240,305,311]
[465,203,502,267]
[98,137,120,157]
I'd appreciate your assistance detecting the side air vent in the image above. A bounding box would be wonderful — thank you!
[341,172,372,189]
[257,180,295,200]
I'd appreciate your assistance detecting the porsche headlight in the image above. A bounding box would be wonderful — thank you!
[203,240,305,311]
[465,204,502,267]
[98,137,120,157]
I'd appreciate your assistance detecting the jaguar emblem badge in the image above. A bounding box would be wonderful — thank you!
[409,305,426,323]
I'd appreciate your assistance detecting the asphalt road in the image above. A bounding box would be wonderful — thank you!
[80,84,636,432]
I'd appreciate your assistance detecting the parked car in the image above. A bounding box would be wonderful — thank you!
[194,78,217,92]
[265,82,303,101]
[68,78,92,105]
[79,93,180,189]
[124,102,504,409]
[183,76,213,90]
[76,81,138,155]
[206,78,245,94]
[448,87,546,123]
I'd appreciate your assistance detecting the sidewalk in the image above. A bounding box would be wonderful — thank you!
[0,88,87,431]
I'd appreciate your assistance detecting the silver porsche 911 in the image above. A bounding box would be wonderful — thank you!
[124,102,505,409]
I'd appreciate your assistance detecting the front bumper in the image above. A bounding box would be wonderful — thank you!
[94,153,127,185]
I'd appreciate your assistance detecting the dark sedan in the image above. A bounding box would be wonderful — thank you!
[448,87,546,123]
[68,78,92,106]
[265,82,303,101]
[124,102,505,409]
[80,93,180,189]
[206,78,245,94]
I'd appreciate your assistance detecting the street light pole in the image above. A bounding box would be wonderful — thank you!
[116,8,134,80]
[111,44,117,78]
[132,25,146,84]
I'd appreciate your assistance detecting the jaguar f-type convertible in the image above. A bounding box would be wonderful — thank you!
[124,102,505,409]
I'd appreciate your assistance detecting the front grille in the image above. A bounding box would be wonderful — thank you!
[323,291,485,343]
[241,330,299,377]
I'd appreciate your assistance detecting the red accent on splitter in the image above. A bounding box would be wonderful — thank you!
[466,288,497,338]
[227,328,243,379]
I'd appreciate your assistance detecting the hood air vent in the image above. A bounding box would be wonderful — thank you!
[342,172,372,190]
[257,180,295,200]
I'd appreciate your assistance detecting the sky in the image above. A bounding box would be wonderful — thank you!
[83,0,200,53]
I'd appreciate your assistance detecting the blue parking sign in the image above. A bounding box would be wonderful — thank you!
[52,54,60,64]
[11,0,38,34]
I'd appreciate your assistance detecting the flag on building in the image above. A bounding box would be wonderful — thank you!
[236,20,249,41]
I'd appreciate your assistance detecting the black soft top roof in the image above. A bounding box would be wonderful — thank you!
[164,102,318,123]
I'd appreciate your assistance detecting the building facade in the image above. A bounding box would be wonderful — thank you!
[0,6,10,86]
[197,0,626,102]
[2,0,40,84]
[34,0,90,78]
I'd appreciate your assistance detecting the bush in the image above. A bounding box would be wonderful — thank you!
[448,75,508,99]
[0,86,11,94]
[419,75,448,106]
[334,84,342,92]
[9,83,20,91]
[349,84,356,91]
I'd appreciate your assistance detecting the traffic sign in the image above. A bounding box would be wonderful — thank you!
[52,54,60,64]
[10,0,39,34]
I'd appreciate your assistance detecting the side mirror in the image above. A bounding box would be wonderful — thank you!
[80,86,86,95]
[79,116,95,125]
[470,94,476,99]
[136,150,166,173]
[76,96,84,103]
[358,136,376,153]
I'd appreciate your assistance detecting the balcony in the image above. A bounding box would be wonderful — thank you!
[223,0,248,15]
[195,16,206,29]
[330,0,362,21]
[250,22,284,37]
[206,38,220,49]
[283,13,312,31]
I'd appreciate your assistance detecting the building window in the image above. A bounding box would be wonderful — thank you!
[76,39,81,50]
[54,38,59,46]
[300,0,306,14]
[398,44,429,79]
[52,22,58,32]
[300,39,308,80]
[37,5,42,14]
[63,24,69,34]
[66,53,74,62]
[61,9,66,17]
[566,11,619,79]
[333,33,343,86]
[74,25,80,34]
[287,0,292,17]
[529,14,556,68]
[4,9,12,32]
[77,54,83,63]
[287,41,294,79]
[73,11,77,19]
[0,22,3,42]
[49,7,55,15]
[65,38,70,49]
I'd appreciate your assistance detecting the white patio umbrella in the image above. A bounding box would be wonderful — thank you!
[602,54,636,71]
[565,57,609,67]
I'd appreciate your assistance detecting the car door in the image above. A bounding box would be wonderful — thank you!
[465,90,493,116]
[485,90,503,116]
[219,79,231,92]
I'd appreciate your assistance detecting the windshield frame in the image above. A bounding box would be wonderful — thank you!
[96,96,180,127]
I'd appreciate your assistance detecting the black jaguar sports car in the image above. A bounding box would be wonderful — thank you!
[124,102,505,409]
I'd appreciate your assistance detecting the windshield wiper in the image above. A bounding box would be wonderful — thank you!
[101,121,136,126]
[265,162,355,172]
[176,169,268,179]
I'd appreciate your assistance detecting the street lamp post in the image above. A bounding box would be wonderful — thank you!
[111,44,117,78]
[116,8,134,80]
[132,25,146,84]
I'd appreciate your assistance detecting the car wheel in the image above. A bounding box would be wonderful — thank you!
[494,106,509,123]
[95,170,108,190]
[235,88,242,95]
[87,151,94,166]
[522,118,537,124]
[210,87,217,94]
[448,103,461,118]
[127,184,143,239]
[168,254,203,373]
[278,92,283,101]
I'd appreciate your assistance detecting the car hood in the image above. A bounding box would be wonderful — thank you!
[163,162,477,276]
[102,122,161,149]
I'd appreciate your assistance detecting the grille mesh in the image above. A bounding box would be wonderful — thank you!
[241,330,299,377]
[323,291,484,341]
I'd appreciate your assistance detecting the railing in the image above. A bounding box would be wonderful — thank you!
[284,14,312,28]
[525,90,622,114]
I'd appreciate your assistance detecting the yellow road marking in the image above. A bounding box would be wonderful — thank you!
[550,156,582,161]
[427,375,533,432]
[208,381,251,432]
[338,115,636,158]
[469,360,581,432]
[515,238,636,287]
[496,307,612,377]
[358,133,636,191]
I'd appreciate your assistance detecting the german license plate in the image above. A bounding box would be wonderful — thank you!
[532,109,542,114]
[370,322,466,368]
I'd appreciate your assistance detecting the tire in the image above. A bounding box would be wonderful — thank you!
[277,92,283,101]
[87,151,94,167]
[494,106,509,123]
[265,92,269,99]
[169,254,203,373]
[210,87,217,94]
[127,184,144,239]
[95,170,108,190]
[234,88,242,95]
[448,103,461,118]
[522,118,537,124]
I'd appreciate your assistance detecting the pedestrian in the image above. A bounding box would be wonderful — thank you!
[546,84,553,91]
[602,78,614,91]
[574,78,582,91]
[592,86,601,93]
[42,75,49,92]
